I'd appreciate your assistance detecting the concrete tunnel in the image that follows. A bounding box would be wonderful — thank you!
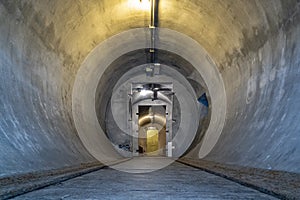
[1,0,300,199]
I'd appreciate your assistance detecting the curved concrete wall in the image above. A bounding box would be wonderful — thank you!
[205,13,300,172]
[0,2,95,177]
[0,0,300,176]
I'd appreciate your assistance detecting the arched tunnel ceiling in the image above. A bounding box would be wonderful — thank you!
[1,0,291,71]
[0,0,300,177]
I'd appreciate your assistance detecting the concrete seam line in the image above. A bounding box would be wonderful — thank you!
[176,159,293,200]
[0,165,105,200]
[0,158,131,199]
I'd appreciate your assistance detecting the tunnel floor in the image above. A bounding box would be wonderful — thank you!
[13,160,276,199]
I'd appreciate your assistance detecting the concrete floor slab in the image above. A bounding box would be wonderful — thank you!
[13,162,276,200]
[110,157,176,173]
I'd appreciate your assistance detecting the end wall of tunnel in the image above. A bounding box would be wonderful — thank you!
[0,0,300,177]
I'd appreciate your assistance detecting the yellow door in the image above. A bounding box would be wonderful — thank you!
[146,129,159,153]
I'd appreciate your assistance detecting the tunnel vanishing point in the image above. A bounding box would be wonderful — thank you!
[0,0,300,199]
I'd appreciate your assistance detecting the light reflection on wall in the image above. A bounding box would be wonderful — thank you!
[128,0,151,11]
